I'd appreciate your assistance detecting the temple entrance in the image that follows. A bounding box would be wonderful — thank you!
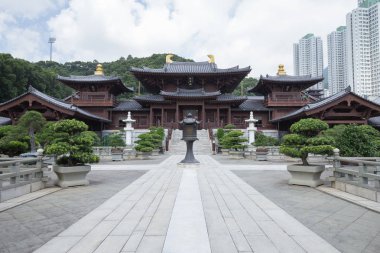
[183,109,199,120]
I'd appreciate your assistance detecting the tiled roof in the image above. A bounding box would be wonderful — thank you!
[369,116,380,126]
[160,88,221,98]
[0,86,111,122]
[113,100,147,111]
[0,116,11,125]
[271,88,351,122]
[260,74,324,83]
[57,75,133,93]
[57,75,121,82]
[237,96,269,111]
[248,74,324,94]
[134,94,169,103]
[131,61,251,74]
[216,94,247,102]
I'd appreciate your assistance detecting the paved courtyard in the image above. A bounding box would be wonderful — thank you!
[1,154,379,253]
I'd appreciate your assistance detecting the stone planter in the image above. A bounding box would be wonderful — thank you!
[111,153,123,161]
[287,164,325,187]
[255,149,268,161]
[53,165,91,188]
[228,150,245,159]
[221,148,229,156]
[151,149,160,156]
[135,151,151,160]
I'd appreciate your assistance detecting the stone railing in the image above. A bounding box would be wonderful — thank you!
[328,149,380,202]
[0,154,47,202]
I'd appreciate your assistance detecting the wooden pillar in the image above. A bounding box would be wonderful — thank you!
[150,107,153,127]
[217,107,220,127]
[228,108,231,124]
[175,103,179,128]
[161,108,164,127]
[202,103,206,129]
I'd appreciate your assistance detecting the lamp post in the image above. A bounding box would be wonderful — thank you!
[179,113,200,164]
[48,37,56,62]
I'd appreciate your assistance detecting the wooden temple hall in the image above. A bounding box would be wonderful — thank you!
[2,55,380,135]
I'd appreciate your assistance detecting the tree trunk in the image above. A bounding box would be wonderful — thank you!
[301,155,309,166]
[29,126,36,152]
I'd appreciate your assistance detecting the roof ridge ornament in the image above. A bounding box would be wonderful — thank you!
[277,64,286,76]
[166,54,174,63]
[207,54,215,63]
[94,64,104,76]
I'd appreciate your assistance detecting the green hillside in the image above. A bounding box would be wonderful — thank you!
[0,53,256,103]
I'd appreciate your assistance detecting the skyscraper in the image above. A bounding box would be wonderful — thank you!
[328,26,347,95]
[293,34,324,90]
[346,0,380,96]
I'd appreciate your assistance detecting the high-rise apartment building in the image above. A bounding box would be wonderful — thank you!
[293,34,324,90]
[346,0,380,96]
[328,26,347,95]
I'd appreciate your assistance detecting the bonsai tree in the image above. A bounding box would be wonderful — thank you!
[216,128,225,142]
[106,133,125,152]
[254,132,279,147]
[280,118,334,166]
[134,133,155,153]
[149,127,165,149]
[220,130,248,151]
[17,111,46,152]
[45,119,99,166]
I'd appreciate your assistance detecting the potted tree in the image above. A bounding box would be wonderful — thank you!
[134,133,154,159]
[106,133,125,161]
[149,127,165,155]
[280,118,334,187]
[254,132,279,161]
[220,130,247,159]
[45,119,99,188]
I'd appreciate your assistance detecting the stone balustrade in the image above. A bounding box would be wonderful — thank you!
[329,149,380,202]
[0,155,47,202]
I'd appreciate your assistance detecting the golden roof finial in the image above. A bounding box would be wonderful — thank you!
[207,54,215,63]
[94,64,104,75]
[166,54,174,64]
[277,64,286,76]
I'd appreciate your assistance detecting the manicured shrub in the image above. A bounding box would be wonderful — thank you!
[220,130,248,151]
[335,125,378,157]
[45,119,99,166]
[216,128,225,141]
[280,118,334,165]
[254,132,279,146]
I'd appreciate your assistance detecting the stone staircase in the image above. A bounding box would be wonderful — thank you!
[168,129,212,155]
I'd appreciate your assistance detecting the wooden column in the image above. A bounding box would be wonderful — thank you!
[176,103,179,128]
[228,108,231,124]
[161,108,164,127]
[150,107,153,127]
[217,107,220,127]
[202,103,206,129]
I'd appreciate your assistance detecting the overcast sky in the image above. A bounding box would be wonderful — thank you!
[0,0,358,77]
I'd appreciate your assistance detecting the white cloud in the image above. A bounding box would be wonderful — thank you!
[0,0,66,19]
[0,0,359,77]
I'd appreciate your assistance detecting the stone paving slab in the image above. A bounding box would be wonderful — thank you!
[234,170,380,253]
[34,155,340,253]
[0,187,61,212]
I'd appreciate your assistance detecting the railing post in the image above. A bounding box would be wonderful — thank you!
[332,148,343,179]
[9,162,20,184]
[36,148,44,169]
[358,162,369,186]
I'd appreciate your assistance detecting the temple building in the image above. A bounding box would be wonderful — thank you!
[1,56,380,137]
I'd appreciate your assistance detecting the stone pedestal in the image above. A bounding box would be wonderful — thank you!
[245,111,258,151]
[123,111,136,146]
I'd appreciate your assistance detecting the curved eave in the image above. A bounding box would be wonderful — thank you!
[248,76,324,94]
[57,75,133,94]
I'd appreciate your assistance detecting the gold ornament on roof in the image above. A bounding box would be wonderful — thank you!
[207,54,215,63]
[166,54,174,63]
[277,64,286,76]
[94,64,104,75]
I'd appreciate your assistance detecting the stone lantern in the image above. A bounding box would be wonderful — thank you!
[179,113,200,164]
[245,111,258,151]
[123,111,136,147]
